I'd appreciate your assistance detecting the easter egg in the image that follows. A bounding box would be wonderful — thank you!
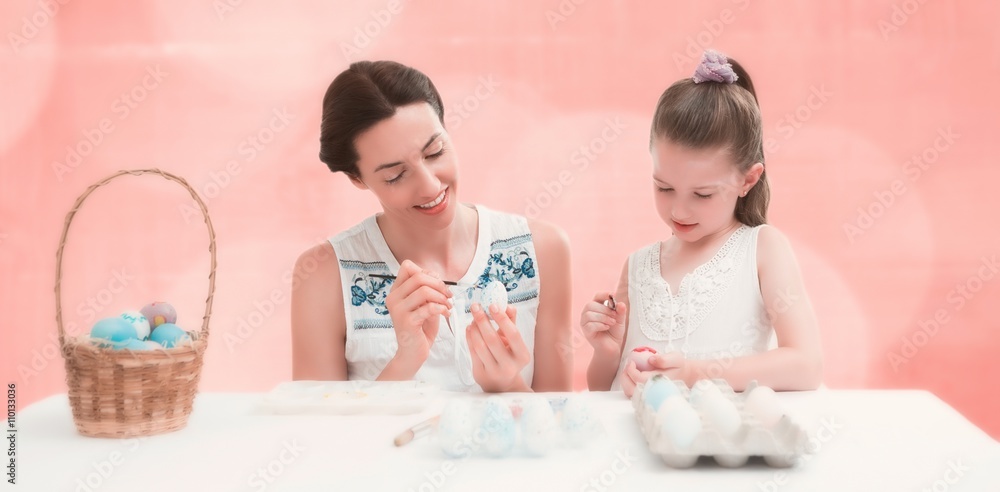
[149,323,190,348]
[520,396,557,456]
[480,397,516,457]
[438,399,475,458]
[142,340,164,350]
[560,395,598,447]
[90,317,138,348]
[476,280,508,320]
[697,392,742,439]
[643,376,681,412]
[744,385,784,428]
[656,397,702,449]
[628,346,657,372]
[115,338,153,351]
[689,379,724,407]
[119,311,150,340]
[140,302,176,330]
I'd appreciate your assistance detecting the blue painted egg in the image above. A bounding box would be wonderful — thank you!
[115,338,153,351]
[90,317,138,348]
[149,323,190,348]
[643,376,682,411]
[479,397,516,457]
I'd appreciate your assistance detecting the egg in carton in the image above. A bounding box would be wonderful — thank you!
[632,378,810,468]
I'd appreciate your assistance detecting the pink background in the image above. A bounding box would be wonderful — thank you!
[2,1,998,438]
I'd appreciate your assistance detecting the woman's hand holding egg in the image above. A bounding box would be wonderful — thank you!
[466,303,531,392]
[384,260,453,374]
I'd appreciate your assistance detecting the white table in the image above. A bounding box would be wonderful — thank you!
[12,390,1000,491]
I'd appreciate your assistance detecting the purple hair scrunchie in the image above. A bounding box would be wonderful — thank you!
[692,49,738,84]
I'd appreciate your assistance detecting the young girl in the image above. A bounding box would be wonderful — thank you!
[292,61,573,393]
[583,50,823,396]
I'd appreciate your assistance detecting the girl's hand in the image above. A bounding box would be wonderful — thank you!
[619,351,687,397]
[466,303,531,392]
[384,260,453,375]
[580,292,627,358]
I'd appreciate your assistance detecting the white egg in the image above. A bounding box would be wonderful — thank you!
[689,379,724,407]
[656,397,702,449]
[744,385,784,429]
[119,310,150,340]
[476,281,508,320]
[560,396,598,447]
[698,392,742,439]
[520,396,557,456]
[479,397,516,457]
[438,399,475,458]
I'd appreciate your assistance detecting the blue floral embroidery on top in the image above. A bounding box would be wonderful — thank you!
[474,249,536,292]
[349,273,393,315]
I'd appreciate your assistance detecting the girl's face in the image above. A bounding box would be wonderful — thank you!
[352,103,459,230]
[650,137,759,242]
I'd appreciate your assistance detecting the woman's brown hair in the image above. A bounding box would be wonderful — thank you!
[319,61,445,178]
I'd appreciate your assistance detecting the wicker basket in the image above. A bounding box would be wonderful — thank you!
[56,169,216,438]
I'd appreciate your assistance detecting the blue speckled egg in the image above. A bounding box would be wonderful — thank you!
[479,397,516,457]
[560,396,598,447]
[476,281,508,320]
[438,399,475,458]
[520,396,557,456]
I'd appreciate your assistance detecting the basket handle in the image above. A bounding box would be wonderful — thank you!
[55,169,217,347]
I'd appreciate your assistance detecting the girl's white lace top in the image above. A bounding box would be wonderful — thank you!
[611,225,776,390]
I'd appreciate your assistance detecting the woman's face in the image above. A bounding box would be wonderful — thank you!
[650,137,748,242]
[352,103,459,230]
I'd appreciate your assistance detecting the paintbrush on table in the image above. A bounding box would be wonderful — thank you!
[393,415,440,447]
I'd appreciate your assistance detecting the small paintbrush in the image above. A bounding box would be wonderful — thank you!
[369,274,462,286]
[393,415,441,447]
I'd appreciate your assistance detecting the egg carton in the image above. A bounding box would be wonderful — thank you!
[632,379,809,468]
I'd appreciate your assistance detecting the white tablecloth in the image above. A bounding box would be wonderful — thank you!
[11,390,1000,491]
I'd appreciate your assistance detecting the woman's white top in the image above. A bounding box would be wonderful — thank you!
[329,205,539,391]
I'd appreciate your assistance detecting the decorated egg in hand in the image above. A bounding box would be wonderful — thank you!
[140,302,176,330]
[149,323,190,348]
[476,281,508,320]
[119,311,150,340]
[90,317,138,348]
[628,346,657,372]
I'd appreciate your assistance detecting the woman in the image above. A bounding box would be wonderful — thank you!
[291,60,573,392]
